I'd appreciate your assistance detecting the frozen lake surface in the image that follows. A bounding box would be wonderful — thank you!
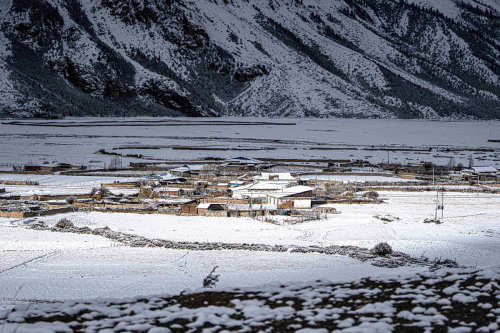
[1,117,499,170]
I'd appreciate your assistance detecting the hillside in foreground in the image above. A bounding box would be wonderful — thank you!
[1,268,499,332]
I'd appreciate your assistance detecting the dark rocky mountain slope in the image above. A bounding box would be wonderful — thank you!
[0,0,498,119]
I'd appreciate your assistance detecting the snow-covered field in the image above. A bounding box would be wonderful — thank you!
[1,190,499,307]
[1,117,499,169]
[299,174,421,183]
[1,224,406,308]
[0,174,140,196]
[30,191,500,266]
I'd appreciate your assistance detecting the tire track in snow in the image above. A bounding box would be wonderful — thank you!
[0,251,60,275]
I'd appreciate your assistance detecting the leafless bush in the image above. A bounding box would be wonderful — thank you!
[432,257,459,267]
[108,156,122,170]
[102,187,112,196]
[374,214,400,223]
[65,196,76,204]
[54,218,74,229]
[364,191,379,199]
[203,266,220,288]
[371,242,393,256]
[90,187,112,197]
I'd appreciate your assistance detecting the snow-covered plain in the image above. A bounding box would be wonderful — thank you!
[1,190,499,306]
[32,191,500,267]
[0,174,141,196]
[0,224,407,308]
[1,118,499,170]
[299,174,421,183]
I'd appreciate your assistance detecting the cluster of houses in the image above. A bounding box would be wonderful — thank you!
[2,156,499,222]
[0,157,357,222]
[459,166,499,181]
[142,169,341,218]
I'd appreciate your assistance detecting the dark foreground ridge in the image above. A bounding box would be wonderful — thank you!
[29,220,459,270]
[1,269,498,332]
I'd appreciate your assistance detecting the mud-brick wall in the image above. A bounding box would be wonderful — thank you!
[0,210,26,218]
[197,209,227,217]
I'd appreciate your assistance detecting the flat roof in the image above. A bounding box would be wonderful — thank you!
[267,186,314,198]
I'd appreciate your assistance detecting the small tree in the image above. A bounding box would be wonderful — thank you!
[109,156,122,170]
[364,191,379,199]
[12,164,23,172]
[66,196,76,204]
[203,266,220,288]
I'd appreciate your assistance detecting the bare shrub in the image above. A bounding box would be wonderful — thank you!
[54,218,74,229]
[90,187,112,198]
[109,156,122,170]
[101,187,112,196]
[432,257,459,268]
[203,266,220,288]
[371,242,393,256]
[65,196,76,204]
[90,187,99,196]
[364,191,379,199]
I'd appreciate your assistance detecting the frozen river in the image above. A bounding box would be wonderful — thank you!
[1,117,499,170]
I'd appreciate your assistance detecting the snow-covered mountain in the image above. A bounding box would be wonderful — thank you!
[0,0,498,119]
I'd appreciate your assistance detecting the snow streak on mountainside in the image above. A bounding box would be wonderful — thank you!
[0,0,498,119]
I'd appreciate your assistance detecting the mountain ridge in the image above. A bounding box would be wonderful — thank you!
[0,0,498,119]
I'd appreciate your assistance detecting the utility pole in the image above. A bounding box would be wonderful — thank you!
[434,189,439,221]
[440,189,444,220]
[433,167,439,222]
[249,195,253,218]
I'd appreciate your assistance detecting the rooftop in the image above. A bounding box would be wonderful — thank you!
[228,204,277,211]
[267,186,314,198]
[254,172,296,181]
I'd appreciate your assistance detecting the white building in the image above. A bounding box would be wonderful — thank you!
[231,181,290,199]
[170,164,207,176]
[266,186,314,209]
[253,172,296,182]
[461,166,498,178]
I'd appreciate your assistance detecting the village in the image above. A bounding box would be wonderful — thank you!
[2,125,500,329]
[1,156,499,224]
